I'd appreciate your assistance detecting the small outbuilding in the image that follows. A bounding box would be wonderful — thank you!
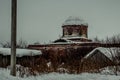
[0,48,42,67]
[80,47,120,72]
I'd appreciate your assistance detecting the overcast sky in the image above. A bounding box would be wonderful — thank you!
[0,0,120,44]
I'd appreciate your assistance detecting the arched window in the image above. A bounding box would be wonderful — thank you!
[68,28,73,35]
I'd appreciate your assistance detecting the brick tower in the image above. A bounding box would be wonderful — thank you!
[61,16,90,42]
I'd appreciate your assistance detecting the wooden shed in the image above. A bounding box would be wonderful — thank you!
[80,47,120,72]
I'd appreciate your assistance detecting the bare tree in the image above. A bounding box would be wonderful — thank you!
[107,48,120,75]
[17,39,28,48]
[0,39,28,48]
[93,36,101,43]
[33,41,41,45]
[92,34,120,44]
[0,41,11,48]
[105,34,120,44]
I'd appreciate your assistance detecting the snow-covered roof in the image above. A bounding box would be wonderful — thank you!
[54,38,73,43]
[48,37,93,45]
[62,16,88,26]
[62,36,88,40]
[84,47,120,63]
[51,38,73,44]
[0,48,42,57]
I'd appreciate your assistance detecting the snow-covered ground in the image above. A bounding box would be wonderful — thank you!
[0,68,120,80]
[0,47,120,80]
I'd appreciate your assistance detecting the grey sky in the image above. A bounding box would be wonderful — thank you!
[0,0,120,44]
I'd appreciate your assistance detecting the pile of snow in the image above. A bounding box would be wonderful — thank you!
[100,66,120,75]
[63,16,88,26]
[0,68,120,80]
[0,48,42,57]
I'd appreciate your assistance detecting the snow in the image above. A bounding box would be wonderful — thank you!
[47,62,51,68]
[84,47,120,62]
[53,38,73,43]
[100,66,120,75]
[50,37,93,45]
[63,16,88,26]
[50,41,92,45]
[0,48,42,57]
[0,68,120,80]
[50,41,95,45]
[98,48,120,60]
[62,36,89,40]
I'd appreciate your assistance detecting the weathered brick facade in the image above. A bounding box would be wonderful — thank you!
[62,25,88,38]
[28,17,120,56]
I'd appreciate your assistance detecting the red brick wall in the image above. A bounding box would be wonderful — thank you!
[62,25,88,38]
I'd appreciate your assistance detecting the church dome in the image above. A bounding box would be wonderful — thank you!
[62,16,88,26]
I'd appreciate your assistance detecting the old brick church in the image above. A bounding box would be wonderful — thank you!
[28,16,119,53]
